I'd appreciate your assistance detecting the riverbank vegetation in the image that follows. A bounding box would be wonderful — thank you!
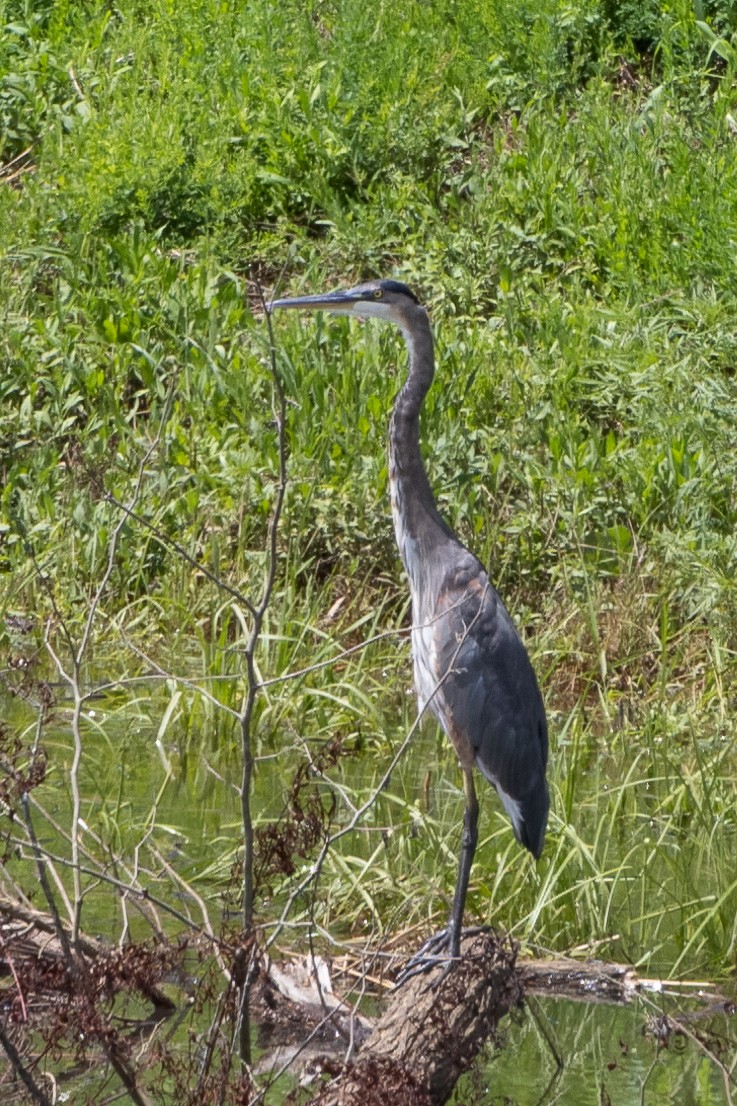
[2,0,737,1101]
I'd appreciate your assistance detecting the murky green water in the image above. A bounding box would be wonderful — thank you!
[2,658,736,1104]
[454,995,735,1106]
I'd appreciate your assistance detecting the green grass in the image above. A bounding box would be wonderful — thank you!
[2,0,737,993]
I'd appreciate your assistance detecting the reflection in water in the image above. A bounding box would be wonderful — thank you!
[453,995,736,1106]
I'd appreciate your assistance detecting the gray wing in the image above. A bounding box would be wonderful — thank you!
[431,556,549,858]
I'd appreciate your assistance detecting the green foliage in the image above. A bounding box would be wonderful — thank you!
[2,0,737,991]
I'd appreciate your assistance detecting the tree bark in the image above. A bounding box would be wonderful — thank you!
[308,931,521,1106]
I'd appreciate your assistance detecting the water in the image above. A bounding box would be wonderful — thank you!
[2,658,736,1104]
[454,995,735,1106]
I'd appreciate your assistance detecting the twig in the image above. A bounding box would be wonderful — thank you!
[0,931,28,1022]
[20,794,75,966]
[24,791,166,940]
[23,709,75,922]
[0,1022,52,1106]
[148,843,230,980]
[236,276,289,1065]
[250,969,372,1106]
[6,834,232,950]
[44,388,175,944]
[111,622,240,720]
[103,492,257,619]
[255,624,411,689]
[14,801,155,1103]
[195,983,233,1096]
[640,1053,659,1106]
[0,144,34,182]
[68,65,84,100]
[640,992,736,1104]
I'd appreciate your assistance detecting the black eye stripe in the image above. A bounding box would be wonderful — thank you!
[378,280,419,304]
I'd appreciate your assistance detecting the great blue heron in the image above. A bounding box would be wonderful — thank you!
[269,279,549,965]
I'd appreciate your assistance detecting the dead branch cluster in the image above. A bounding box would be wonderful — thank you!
[0,894,261,1106]
[1,902,524,1106]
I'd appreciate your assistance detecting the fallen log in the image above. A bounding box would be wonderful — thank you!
[296,939,734,1105]
[4,891,730,1106]
[306,931,521,1106]
[519,956,640,1003]
[0,898,177,1014]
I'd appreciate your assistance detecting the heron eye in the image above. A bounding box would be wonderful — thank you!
[373,289,383,299]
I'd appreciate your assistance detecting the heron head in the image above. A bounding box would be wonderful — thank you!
[269,279,423,327]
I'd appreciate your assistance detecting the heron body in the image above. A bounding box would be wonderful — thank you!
[270,279,549,961]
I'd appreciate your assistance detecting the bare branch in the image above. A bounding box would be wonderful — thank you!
[256,624,411,689]
[148,844,231,981]
[20,793,76,965]
[111,622,240,720]
[41,388,176,944]
[6,835,232,952]
[235,275,290,1065]
[103,491,257,620]
[0,1022,52,1106]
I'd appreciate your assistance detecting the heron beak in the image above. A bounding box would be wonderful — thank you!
[268,289,362,315]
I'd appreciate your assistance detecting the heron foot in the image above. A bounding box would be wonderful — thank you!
[393,930,454,988]
[394,925,493,988]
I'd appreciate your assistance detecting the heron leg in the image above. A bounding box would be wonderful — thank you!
[394,768,479,987]
[447,767,479,958]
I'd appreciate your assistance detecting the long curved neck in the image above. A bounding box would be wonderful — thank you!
[388,309,453,581]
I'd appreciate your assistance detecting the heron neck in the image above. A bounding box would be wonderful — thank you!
[388,312,452,575]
